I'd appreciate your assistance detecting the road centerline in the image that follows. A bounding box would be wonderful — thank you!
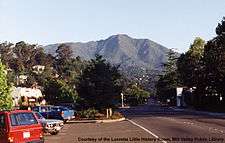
[127,119,167,143]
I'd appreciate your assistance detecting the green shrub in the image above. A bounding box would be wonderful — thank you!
[110,111,124,119]
[79,108,98,119]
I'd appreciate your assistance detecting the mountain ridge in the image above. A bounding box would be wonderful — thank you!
[44,34,169,71]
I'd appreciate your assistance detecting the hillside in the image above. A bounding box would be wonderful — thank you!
[44,34,169,71]
[44,34,170,90]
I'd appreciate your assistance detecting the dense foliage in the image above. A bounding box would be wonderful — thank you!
[156,49,179,105]
[0,61,12,110]
[0,42,82,107]
[0,40,152,111]
[76,55,122,110]
[124,84,150,106]
[43,78,78,105]
[177,38,205,87]
[198,17,225,111]
[157,17,225,111]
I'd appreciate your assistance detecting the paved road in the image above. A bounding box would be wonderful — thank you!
[45,99,225,143]
[120,99,225,143]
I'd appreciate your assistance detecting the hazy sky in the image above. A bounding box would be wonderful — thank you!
[0,0,225,52]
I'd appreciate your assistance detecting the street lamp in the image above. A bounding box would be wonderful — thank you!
[121,93,124,108]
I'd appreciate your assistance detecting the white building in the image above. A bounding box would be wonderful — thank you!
[32,65,45,74]
[11,87,44,107]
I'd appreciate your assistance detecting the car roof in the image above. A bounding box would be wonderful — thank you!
[33,105,53,107]
[52,106,68,109]
[0,110,33,114]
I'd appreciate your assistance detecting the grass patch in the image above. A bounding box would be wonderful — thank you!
[76,109,124,120]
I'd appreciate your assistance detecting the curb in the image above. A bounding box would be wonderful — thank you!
[67,117,126,123]
[169,107,185,111]
[96,117,126,123]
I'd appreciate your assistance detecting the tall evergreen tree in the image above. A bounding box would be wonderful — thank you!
[55,44,73,77]
[202,17,225,109]
[77,55,122,110]
[156,49,179,104]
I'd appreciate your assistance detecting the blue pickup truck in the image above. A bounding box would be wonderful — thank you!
[32,105,75,122]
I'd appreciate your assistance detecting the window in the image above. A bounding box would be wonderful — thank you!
[41,107,49,112]
[32,107,39,112]
[61,107,69,111]
[34,112,44,119]
[52,107,61,112]
[10,112,38,126]
[0,114,5,128]
[52,107,68,111]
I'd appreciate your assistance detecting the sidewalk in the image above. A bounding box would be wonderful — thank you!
[169,106,225,118]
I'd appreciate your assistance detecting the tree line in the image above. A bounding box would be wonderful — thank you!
[157,17,225,112]
[0,42,150,110]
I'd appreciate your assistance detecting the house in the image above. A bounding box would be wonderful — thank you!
[11,86,45,107]
[17,75,28,84]
[32,65,45,74]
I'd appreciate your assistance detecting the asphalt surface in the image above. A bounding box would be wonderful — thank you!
[45,120,153,143]
[45,99,225,143]
[120,99,225,143]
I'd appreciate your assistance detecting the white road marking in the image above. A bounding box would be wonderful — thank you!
[127,119,167,143]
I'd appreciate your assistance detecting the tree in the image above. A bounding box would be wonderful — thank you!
[176,38,205,108]
[201,17,225,110]
[177,17,225,110]
[55,44,73,77]
[76,55,122,110]
[0,42,16,85]
[13,41,37,72]
[0,42,14,68]
[56,44,73,61]
[156,49,179,104]
[124,84,150,106]
[0,60,12,110]
[177,37,205,87]
[216,17,225,35]
[43,78,78,105]
[33,48,54,67]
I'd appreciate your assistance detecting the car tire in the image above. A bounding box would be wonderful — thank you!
[50,131,59,135]
[63,119,68,123]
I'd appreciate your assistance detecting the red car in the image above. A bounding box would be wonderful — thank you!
[0,110,44,143]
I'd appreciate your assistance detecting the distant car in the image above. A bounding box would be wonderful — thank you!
[34,112,64,135]
[0,110,44,143]
[51,106,75,122]
[32,105,75,122]
[32,105,52,119]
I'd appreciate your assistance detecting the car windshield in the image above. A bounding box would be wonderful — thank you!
[10,112,38,126]
[41,106,49,112]
[59,107,69,111]
[52,106,68,111]
[51,107,61,111]
[35,112,45,119]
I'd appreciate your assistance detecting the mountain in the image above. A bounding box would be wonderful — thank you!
[44,34,170,90]
[44,34,169,71]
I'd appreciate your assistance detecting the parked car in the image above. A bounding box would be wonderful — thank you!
[32,105,75,122]
[32,105,52,119]
[0,110,44,143]
[34,112,64,135]
[51,106,75,122]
